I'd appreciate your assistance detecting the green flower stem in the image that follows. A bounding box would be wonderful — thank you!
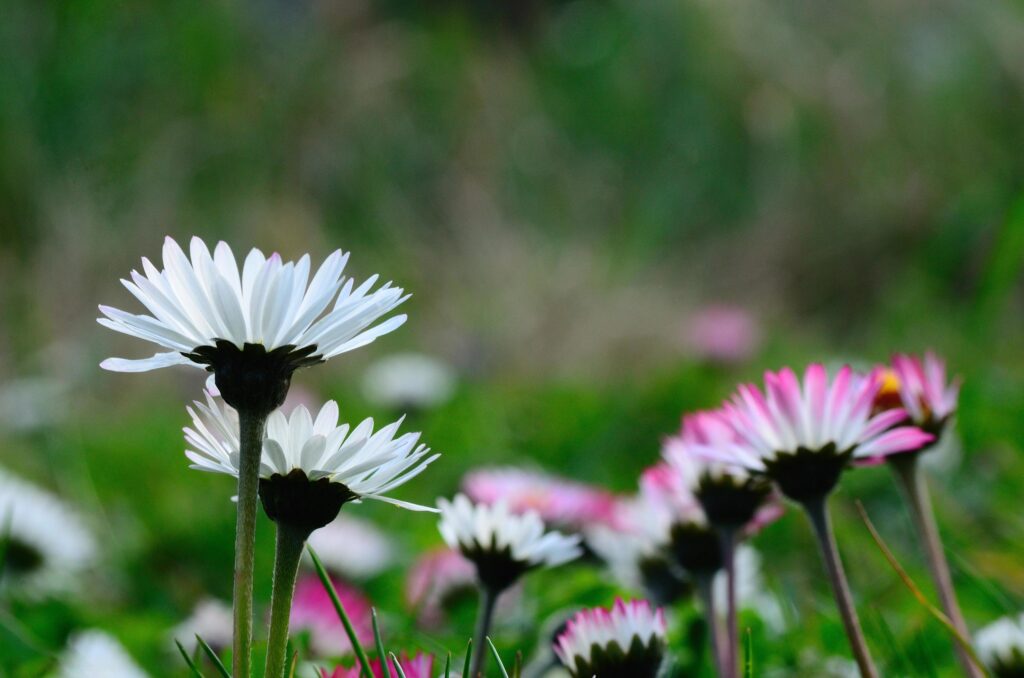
[233,408,268,678]
[803,495,878,678]
[265,522,310,678]
[695,572,725,678]
[469,585,499,678]
[720,527,739,678]
[891,454,980,678]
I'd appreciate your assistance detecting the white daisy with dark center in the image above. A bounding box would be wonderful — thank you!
[437,493,582,593]
[554,599,667,678]
[99,236,408,414]
[976,613,1024,678]
[185,391,438,532]
[0,469,96,596]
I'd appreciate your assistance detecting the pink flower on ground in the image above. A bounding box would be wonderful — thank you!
[885,352,961,434]
[320,652,435,678]
[291,574,373,658]
[462,467,621,531]
[686,305,761,364]
[405,548,477,625]
[711,364,934,502]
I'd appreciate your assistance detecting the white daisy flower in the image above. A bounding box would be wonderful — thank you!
[306,514,395,579]
[437,494,582,592]
[184,392,438,529]
[59,630,149,678]
[99,236,408,413]
[0,469,96,596]
[976,613,1024,677]
[361,353,456,410]
[554,598,667,678]
[171,598,233,654]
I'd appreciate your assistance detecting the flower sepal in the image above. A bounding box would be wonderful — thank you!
[259,469,357,533]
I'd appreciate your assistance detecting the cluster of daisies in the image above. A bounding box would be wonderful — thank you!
[3,235,1018,677]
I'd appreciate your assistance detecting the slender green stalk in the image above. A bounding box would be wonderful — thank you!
[265,523,309,678]
[308,546,374,678]
[469,586,499,678]
[890,455,981,678]
[802,495,878,678]
[234,409,268,678]
[720,527,739,678]
[695,572,725,678]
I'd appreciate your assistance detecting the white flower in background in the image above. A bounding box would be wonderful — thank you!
[184,391,439,515]
[976,613,1024,676]
[554,599,667,678]
[59,630,149,678]
[0,469,96,596]
[712,546,786,633]
[171,599,233,654]
[437,494,582,592]
[306,514,395,579]
[99,236,408,374]
[361,353,456,409]
[0,377,68,432]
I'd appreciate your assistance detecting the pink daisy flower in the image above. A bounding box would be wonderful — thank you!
[290,574,373,658]
[886,351,961,435]
[405,548,477,626]
[320,652,435,678]
[714,364,934,502]
[462,467,620,531]
[555,599,667,678]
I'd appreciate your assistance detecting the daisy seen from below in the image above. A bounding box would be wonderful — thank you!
[185,391,437,678]
[437,493,582,677]
[976,613,1024,678]
[877,352,978,677]
[712,364,933,678]
[0,468,96,597]
[554,599,667,678]
[99,235,409,678]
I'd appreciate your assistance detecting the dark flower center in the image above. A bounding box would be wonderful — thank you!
[259,469,357,534]
[696,475,772,529]
[763,444,852,504]
[637,554,692,606]
[667,523,721,576]
[1,538,43,576]
[567,635,665,678]
[459,542,533,593]
[185,341,323,415]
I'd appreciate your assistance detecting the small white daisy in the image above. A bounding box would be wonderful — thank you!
[184,392,439,529]
[976,613,1024,677]
[437,494,582,592]
[306,514,395,579]
[171,598,233,654]
[0,469,96,596]
[554,598,667,678]
[59,630,149,678]
[361,353,456,410]
[99,236,408,413]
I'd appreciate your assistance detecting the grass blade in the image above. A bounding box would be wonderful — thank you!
[389,652,408,678]
[444,652,451,678]
[461,639,472,678]
[287,646,299,678]
[175,640,206,678]
[855,501,990,678]
[308,545,374,678]
[372,609,393,678]
[743,628,753,678]
[486,638,509,678]
[195,634,231,678]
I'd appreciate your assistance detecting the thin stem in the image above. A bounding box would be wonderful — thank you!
[802,496,878,678]
[264,523,309,678]
[720,527,739,678]
[469,586,499,678]
[696,572,725,678]
[891,455,981,678]
[233,408,267,678]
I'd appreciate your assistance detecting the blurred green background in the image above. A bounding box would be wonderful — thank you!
[2,0,1024,674]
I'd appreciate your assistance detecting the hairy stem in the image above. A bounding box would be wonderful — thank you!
[803,495,878,678]
[721,527,739,678]
[233,409,267,678]
[696,572,725,678]
[891,454,980,678]
[469,586,499,678]
[264,523,308,678]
